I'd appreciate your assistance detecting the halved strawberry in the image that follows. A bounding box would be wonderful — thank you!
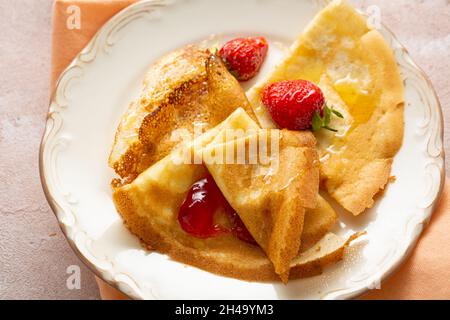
[218,37,268,81]
[262,80,343,131]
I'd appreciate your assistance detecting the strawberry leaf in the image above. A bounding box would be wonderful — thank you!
[323,126,338,132]
[324,105,331,125]
[312,111,324,132]
[229,69,240,79]
[331,109,344,119]
[220,56,240,79]
[312,104,343,133]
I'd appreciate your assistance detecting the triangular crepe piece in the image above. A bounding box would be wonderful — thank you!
[200,129,319,281]
[290,232,362,279]
[301,195,338,250]
[113,109,346,281]
[247,0,404,215]
[109,45,256,182]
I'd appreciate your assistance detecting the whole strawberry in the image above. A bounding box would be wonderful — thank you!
[262,80,342,131]
[219,37,268,81]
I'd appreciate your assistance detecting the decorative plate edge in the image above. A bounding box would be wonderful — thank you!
[39,0,446,300]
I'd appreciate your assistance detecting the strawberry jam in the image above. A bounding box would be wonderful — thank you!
[178,175,256,244]
[178,176,226,238]
[227,210,257,245]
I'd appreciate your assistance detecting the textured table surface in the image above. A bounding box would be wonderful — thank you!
[0,0,449,299]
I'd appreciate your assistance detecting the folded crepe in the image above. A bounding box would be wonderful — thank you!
[302,195,338,249]
[200,129,319,281]
[247,0,404,215]
[113,109,351,281]
[109,45,257,182]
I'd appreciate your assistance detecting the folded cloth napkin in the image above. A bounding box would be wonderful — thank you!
[51,0,138,87]
[51,0,450,300]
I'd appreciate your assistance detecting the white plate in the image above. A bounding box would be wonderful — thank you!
[40,0,445,299]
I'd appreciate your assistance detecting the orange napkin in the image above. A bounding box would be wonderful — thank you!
[51,0,138,88]
[51,0,450,300]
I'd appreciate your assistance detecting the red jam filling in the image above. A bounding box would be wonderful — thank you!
[178,175,256,245]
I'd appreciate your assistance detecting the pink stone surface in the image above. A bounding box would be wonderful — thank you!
[0,0,448,299]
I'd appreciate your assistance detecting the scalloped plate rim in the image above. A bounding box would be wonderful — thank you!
[39,0,445,300]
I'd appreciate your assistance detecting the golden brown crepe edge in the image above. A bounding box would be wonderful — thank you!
[114,183,360,282]
[322,29,404,215]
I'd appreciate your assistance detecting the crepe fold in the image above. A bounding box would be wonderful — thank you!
[113,109,357,282]
[247,0,404,215]
[201,129,319,281]
[109,46,256,182]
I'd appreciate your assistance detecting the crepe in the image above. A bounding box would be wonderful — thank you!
[301,195,338,250]
[109,45,256,182]
[113,109,350,281]
[200,129,319,281]
[247,0,404,215]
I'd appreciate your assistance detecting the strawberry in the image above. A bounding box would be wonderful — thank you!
[219,37,268,81]
[261,80,343,131]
